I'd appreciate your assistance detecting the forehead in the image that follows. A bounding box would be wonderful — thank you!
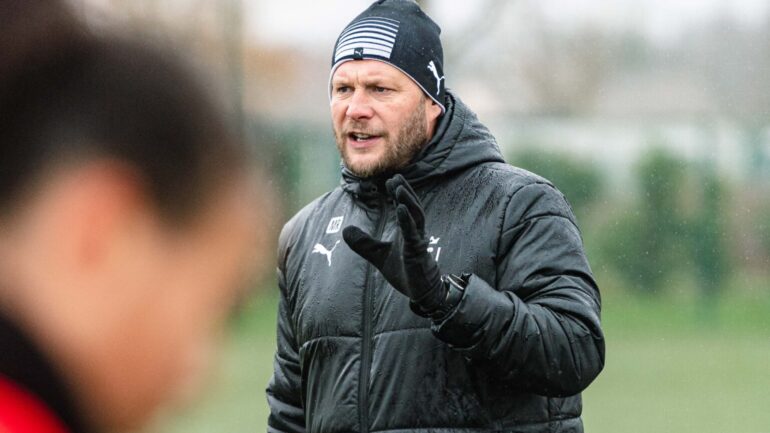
[332,59,410,83]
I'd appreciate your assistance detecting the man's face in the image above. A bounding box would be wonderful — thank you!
[0,167,265,431]
[331,60,442,177]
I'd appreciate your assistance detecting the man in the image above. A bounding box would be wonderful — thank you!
[0,2,265,432]
[267,1,605,432]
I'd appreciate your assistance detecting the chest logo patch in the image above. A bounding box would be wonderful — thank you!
[312,240,340,267]
[428,236,442,262]
[326,216,344,234]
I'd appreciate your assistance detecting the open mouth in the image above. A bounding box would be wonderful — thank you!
[348,132,380,142]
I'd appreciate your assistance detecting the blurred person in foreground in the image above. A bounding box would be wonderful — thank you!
[0,2,266,432]
[267,1,604,432]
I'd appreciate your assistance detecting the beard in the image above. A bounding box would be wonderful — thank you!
[335,100,430,178]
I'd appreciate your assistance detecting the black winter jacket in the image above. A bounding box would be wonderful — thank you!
[267,92,605,433]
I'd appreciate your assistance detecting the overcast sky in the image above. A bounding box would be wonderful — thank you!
[247,0,769,47]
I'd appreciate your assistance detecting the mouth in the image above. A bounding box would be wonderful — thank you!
[346,131,382,148]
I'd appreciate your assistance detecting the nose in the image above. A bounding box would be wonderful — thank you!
[345,89,374,120]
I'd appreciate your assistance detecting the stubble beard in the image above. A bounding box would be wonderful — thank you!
[335,100,429,178]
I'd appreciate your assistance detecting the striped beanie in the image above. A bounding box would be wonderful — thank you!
[329,0,446,113]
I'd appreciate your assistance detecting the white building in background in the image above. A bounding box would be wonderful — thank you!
[463,65,770,193]
[488,117,764,194]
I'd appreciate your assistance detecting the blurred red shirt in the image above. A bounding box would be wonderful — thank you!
[0,376,70,433]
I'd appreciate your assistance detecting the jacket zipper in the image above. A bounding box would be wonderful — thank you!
[359,199,388,433]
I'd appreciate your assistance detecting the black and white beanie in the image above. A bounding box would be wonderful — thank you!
[329,0,446,113]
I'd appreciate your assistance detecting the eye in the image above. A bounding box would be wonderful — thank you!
[373,86,390,93]
[334,85,351,94]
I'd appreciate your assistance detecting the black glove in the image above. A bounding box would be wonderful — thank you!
[343,174,446,316]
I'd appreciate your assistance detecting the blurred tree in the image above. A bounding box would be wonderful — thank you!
[753,197,770,270]
[599,148,689,295]
[690,164,730,321]
[510,148,602,221]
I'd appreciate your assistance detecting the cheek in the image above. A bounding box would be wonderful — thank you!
[158,258,232,349]
[153,230,252,375]
[154,274,220,394]
[330,102,347,127]
[129,252,233,390]
[120,265,225,417]
[379,104,409,130]
[92,285,208,430]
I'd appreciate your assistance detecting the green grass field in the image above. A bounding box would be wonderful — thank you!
[152,287,770,433]
[583,291,770,432]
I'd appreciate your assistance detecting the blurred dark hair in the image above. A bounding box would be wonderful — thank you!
[0,0,244,221]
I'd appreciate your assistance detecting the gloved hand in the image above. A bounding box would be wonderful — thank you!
[343,174,446,316]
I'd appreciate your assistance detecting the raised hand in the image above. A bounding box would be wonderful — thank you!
[343,174,446,315]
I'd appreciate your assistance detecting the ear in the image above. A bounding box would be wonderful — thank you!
[426,99,442,122]
[33,162,153,289]
[424,99,443,138]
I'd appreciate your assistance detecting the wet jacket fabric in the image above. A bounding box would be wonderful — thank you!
[267,92,605,433]
[0,313,91,433]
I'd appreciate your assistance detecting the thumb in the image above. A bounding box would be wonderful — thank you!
[342,226,392,268]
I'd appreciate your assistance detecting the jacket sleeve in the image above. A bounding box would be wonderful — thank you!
[432,182,605,397]
[266,220,306,433]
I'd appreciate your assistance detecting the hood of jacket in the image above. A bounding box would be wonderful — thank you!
[341,91,505,201]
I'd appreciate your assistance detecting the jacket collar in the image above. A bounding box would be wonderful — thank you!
[341,90,505,200]
[0,312,93,433]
